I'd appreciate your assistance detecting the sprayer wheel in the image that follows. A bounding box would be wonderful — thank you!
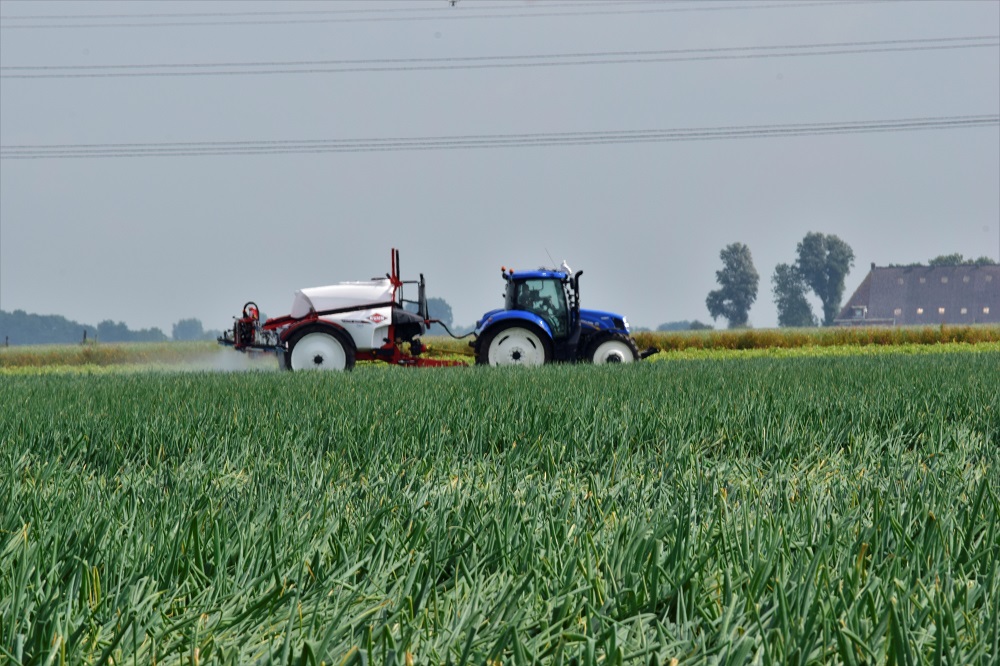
[287,329,355,372]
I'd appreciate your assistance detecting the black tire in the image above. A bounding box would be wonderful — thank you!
[475,322,552,366]
[285,325,356,372]
[584,333,639,364]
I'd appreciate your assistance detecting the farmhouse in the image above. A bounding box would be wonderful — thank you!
[836,263,1000,326]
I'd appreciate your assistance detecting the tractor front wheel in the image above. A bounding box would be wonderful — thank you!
[477,323,551,367]
[586,333,639,364]
[287,329,356,371]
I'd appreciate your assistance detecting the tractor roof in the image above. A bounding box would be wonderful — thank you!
[508,269,568,281]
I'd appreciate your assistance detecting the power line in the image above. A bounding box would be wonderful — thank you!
[3,115,996,160]
[0,0,664,20]
[5,34,994,69]
[0,1,889,29]
[3,36,994,79]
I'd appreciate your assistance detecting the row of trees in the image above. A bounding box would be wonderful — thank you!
[171,318,223,342]
[0,310,166,345]
[0,310,224,346]
[2,304,454,346]
[919,254,996,267]
[706,232,855,328]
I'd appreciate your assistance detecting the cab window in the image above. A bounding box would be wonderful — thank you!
[511,278,569,337]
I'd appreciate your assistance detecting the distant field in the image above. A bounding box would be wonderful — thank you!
[0,340,273,373]
[631,322,1000,352]
[1,324,998,371]
[2,353,997,664]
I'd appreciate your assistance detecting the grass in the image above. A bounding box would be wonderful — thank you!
[1,354,998,664]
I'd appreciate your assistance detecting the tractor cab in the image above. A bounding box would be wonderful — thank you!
[503,270,579,340]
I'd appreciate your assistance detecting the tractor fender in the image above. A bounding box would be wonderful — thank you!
[279,319,357,352]
[475,308,505,329]
[476,310,554,341]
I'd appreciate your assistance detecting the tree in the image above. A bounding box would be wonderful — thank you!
[0,309,97,345]
[705,243,759,328]
[173,318,205,341]
[928,254,998,266]
[0,310,166,345]
[426,297,453,328]
[772,263,817,327]
[795,233,855,326]
[96,319,167,342]
[657,320,714,331]
[928,253,967,266]
[134,327,168,342]
[406,296,454,332]
[97,320,130,342]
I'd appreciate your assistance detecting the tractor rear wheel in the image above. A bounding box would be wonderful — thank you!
[287,329,355,371]
[476,323,551,367]
[586,333,639,364]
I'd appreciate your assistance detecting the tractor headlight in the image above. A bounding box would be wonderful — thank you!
[615,317,630,332]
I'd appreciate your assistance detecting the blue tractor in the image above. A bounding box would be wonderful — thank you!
[473,263,656,366]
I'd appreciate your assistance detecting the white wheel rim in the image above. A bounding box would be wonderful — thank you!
[592,339,635,364]
[290,332,347,371]
[487,327,546,366]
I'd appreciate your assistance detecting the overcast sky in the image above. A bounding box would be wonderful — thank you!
[1,0,998,333]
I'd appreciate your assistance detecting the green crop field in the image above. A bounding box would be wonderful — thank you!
[2,352,998,665]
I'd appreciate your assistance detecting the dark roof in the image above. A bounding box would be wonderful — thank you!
[837,264,1000,326]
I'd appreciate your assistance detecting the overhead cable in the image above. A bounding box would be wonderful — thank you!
[3,115,996,160]
[0,1,665,21]
[2,36,995,79]
[0,1,890,29]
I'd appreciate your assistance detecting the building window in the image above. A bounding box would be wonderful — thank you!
[987,275,994,282]
[941,276,948,284]
[897,277,904,285]
[919,277,926,284]
[938,307,946,315]
[917,308,924,315]
[894,308,902,316]
[961,307,968,315]
[963,276,971,283]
